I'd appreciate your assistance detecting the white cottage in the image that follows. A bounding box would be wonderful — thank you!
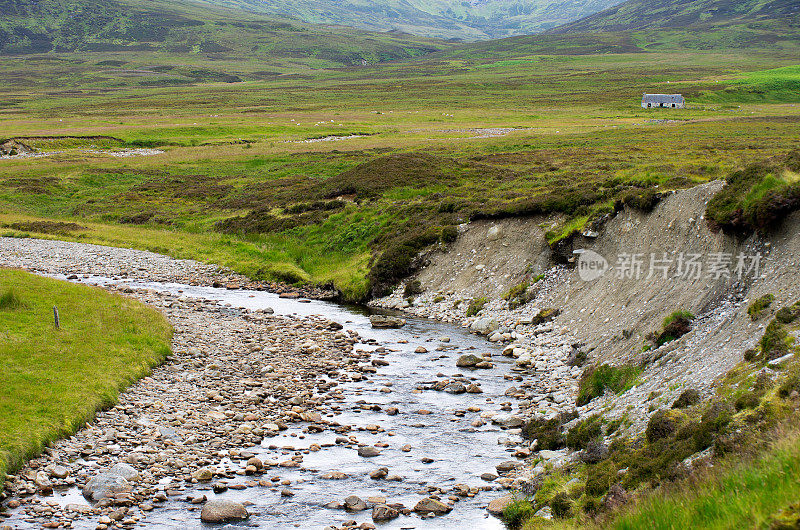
[641,94,685,109]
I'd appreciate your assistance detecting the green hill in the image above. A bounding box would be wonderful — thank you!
[0,0,445,66]
[551,0,799,37]
[189,0,625,40]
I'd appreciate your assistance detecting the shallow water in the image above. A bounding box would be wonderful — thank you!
[10,277,527,529]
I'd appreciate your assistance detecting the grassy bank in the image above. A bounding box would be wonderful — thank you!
[608,429,800,529]
[0,269,172,489]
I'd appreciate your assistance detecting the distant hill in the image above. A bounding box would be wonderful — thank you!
[191,0,625,40]
[0,0,444,65]
[550,0,799,34]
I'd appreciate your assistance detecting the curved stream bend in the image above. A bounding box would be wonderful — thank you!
[1,270,534,529]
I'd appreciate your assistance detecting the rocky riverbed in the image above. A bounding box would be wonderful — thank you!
[0,238,551,529]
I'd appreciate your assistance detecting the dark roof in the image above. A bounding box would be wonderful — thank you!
[642,93,684,103]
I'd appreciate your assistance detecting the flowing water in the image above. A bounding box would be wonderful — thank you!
[8,277,528,529]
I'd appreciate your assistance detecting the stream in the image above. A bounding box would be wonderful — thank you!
[6,275,528,529]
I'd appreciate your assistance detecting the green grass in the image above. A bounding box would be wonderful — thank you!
[466,296,488,317]
[610,432,800,530]
[748,294,775,320]
[577,364,642,406]
[0,268,172,489]
[702,65,800,103]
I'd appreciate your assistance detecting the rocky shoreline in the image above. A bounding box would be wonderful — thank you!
[0,238,536,529]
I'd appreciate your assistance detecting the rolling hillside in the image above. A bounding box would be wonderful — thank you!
[190,0,625,40]
[0,0,445,65]
[551,0,800,34]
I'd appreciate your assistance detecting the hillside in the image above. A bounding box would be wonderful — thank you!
[191,0,624,40]
[0,0,445,66]
[551,0,800,34]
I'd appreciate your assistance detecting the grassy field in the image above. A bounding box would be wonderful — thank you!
[0,269,172,488]
[1,12,799,300]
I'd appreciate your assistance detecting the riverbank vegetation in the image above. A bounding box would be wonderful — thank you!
[512,298,800,529]
[0,269,172,490]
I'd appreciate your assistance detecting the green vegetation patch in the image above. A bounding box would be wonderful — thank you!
[704,65,800,104]
[0,269,172,489]
[466,296,488,317]
[706,153,800,234]
[748,293,775,321]
[566,414,603,450]
[654,310,695,347]
[609,429,800,530]
[503,498,535,529]
[577,364,642,406]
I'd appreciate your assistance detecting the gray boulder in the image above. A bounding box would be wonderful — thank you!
[370,315,406,329]
[372,504,399,521]
[470,317,499,335]
[200,500,249,523]
[108,463,139,481]
[344,495,367,511]
[82,473,131,503]
[456,354,482,368]
[445,382,467,394]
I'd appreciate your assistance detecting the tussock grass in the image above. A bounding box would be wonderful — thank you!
[0,288,24,310]
[0,269,172,490]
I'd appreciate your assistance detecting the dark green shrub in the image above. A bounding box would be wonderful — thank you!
[582,496,604,515]
[675,420,701,441]
[585,460,617,496]
[403,280,423,297]
[693,401,734,449]
[502,281,533,309]
[748,294,775,320]
[606,417,623,435]
[566,414,603,450]
[622,189,661,212]
[522,412,577,450]
[621,437,697,487]
[656,311,694,346]
[761,319,790,360]
[368,229,441,298]
[440,225,458,243]
[744,348,761,362]
[754,372,774,391]
[466,296,488,317]
[502,499,534,529]
[576,364,642,406]
[735,391,761,411]
[706,158,800,234]
[502,281,528,301]
[672,389,701,409]
[645,409,684,443]
[778,368,800,399]
[775,301,800,324]
[550,492,574,518]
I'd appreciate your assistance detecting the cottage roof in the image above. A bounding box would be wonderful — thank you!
[642,93,684,103]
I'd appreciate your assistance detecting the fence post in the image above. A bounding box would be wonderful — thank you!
[53,306,60,330]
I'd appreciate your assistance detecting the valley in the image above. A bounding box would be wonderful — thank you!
[1,0,799,528]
